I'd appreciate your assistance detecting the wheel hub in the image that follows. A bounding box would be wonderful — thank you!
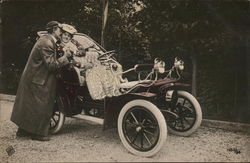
[136,126,142,132]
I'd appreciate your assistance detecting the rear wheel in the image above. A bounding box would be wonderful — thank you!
[118,100,167,157]
[49,97,65,134]
[164,91,202,136]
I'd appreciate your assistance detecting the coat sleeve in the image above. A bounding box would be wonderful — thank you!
[40,39,70,72]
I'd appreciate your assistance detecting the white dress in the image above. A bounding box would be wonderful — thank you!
[85,64,122,100]
[62,41,122,100]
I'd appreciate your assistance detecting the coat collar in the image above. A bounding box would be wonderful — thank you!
[48,34,58,43]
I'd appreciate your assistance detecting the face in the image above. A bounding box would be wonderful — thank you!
[53,27,62,40]
[61,32,72,43]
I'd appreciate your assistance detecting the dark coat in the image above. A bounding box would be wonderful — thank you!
[11,34,69,136]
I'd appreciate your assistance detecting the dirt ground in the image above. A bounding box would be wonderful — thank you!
[0,100,250,162]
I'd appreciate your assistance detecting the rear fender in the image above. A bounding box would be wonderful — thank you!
[159,82,191,94]
[156,82,190,105]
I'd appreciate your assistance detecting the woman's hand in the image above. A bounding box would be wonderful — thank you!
[72,61,81,68]
[77,46,86,56]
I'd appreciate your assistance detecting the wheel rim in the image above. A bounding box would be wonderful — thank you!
[167,95,197,132]
[50,111,61,130]
[122,106,160,152]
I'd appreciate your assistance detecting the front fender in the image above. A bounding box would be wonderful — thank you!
[103,92,156,130]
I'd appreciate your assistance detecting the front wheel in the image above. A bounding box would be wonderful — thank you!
[164,91,202,137]
[117,100,167,157]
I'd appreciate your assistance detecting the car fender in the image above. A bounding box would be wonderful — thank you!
[103,92,157,130]
[159,82,191,93]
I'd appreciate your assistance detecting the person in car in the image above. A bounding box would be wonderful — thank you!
[58,23,94,85]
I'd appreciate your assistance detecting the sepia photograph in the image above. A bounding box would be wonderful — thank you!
[0,0,250,162]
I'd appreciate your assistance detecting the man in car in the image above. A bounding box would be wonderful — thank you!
[10,21,72,141]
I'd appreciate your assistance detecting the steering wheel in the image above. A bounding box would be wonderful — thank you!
[98,50,116,59]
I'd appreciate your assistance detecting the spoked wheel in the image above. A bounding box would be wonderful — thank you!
[164,90,202,136]
[49,97,65,134]
[118,100,167,157]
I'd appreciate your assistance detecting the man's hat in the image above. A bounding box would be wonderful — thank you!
[46,21,62,30]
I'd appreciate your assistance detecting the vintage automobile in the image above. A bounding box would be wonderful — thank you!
[45,32,202,157]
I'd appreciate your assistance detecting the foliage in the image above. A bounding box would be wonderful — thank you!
[104,0,151,68]
[0,63,22,94]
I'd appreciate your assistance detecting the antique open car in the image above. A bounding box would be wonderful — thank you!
[46,33,202,157]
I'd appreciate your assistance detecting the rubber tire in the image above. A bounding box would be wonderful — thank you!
[118,99,167,157]
[49,111,65,134]
[167,91,202,137]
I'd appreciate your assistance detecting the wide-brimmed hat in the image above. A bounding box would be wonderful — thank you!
[46,21,62,30]
[61,24,77,35]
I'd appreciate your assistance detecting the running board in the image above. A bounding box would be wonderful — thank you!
[72,114,104,125]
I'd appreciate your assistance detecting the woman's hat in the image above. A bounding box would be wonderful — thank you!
[61,24,77,35]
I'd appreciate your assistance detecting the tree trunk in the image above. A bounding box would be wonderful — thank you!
[101,0,109,128]
[191,54,197,97]
[246,36,250,118]
[118,30,122,61]
[233,66,238,112]
[0,15,3,91]
[101,0,109,48]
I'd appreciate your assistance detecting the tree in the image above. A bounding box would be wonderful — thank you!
[101,0,109,47]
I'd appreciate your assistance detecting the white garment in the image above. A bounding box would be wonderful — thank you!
[85,51,100,65]
[73,56,88,86]
[62,41,78,55]
[86,64,121,100]
[72,50,100,86]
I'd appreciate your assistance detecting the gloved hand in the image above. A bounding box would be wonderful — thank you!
[64,48,73,58]
[72,61,81,68]
[76,46,86,57]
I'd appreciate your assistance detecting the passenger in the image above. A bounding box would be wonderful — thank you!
[59,23,93,85]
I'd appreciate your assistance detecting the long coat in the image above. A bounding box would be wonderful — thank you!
[11,34,69,136]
